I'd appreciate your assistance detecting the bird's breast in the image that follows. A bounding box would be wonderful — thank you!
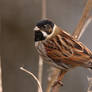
[35,41,46,55]
[35,41,56,64]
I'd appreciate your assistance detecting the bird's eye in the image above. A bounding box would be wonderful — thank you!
[43,25,47,28]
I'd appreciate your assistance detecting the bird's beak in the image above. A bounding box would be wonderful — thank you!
[34,26,40,31]
[34,26,46,42]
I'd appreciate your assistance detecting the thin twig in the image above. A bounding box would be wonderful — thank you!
[20,67,43,92]
[78,16,92,40]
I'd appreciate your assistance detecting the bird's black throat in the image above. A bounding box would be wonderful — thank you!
[35,31,46,42]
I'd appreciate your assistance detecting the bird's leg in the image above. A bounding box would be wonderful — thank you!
[52,70,67,87]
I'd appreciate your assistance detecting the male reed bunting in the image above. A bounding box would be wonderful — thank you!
[34,19,92,86]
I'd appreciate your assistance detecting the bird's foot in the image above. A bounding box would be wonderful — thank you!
[52,80,63,87]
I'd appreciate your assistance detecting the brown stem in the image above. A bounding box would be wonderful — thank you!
[42,0,46,18]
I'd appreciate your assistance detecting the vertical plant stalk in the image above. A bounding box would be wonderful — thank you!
[0,17,2,92]
[38,0,46,92]
[20,67,43,92]
[38,56,43,92]
[46,0,92,92]
[42,0,46,19]
[0,57,2,92]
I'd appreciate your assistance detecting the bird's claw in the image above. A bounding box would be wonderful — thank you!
[52,80,63,87]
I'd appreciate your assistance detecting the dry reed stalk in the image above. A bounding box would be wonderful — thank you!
[38,56,43,92]
[20,67,43,92]
[0,17,2,92]
[0,57,2,92]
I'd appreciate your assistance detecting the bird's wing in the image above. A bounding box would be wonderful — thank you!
[43,29,92,68]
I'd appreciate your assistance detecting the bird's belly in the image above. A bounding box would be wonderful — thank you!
[35,41,52,62]
[35,41,47,57]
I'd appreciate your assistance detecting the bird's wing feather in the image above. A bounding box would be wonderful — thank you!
[43,29,92,68]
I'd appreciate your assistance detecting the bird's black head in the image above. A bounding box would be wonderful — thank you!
[34,19,54,42]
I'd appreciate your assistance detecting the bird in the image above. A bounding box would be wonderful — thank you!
[34,19,92,86]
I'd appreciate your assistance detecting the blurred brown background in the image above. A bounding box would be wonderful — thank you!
[1,0,92,92]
